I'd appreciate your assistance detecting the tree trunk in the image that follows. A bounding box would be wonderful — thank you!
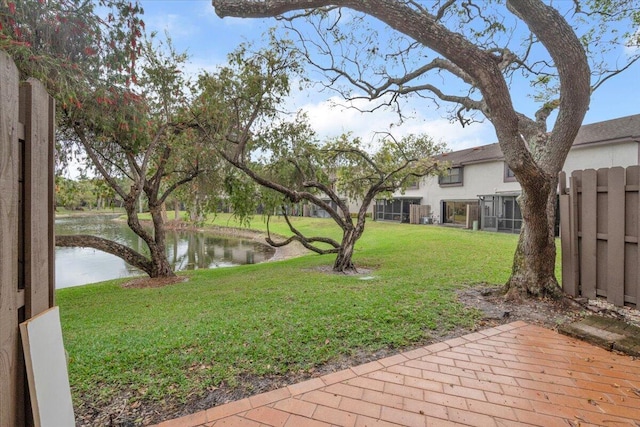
[147,244,174,277]
[147,202,175,278]
[190,194,203,222]
[117,195,176,279]
[504,175,562,299]
[333,228,359,272]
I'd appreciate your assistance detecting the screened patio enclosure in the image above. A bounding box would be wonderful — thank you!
[374,198,422,222]
[479,193,522,233]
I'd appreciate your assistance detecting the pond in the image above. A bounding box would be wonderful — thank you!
[55,215,275,289]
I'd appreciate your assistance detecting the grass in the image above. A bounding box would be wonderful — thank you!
[55,206,125,217]
[57,215,521,409]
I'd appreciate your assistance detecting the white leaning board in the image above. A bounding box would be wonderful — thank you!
[20,306,75,427]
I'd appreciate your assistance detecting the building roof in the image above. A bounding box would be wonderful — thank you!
[438,143,503,166]
[574,114,640,146]
[439,114,640,166]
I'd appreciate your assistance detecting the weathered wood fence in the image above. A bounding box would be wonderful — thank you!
[409,204,431,224]
[560,167,639,308]
[0,50,56,426]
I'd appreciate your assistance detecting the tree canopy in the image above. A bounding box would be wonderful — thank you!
[194,40,446,271]
[54,32,229,278]
[2,0,225,278]
[212,0,640,297]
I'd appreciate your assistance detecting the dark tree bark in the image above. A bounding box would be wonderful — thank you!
[501,0,590,299]
[333,227,361,272]
[56,234,154,276]
[120,196,176,278]
[212,0,592,298]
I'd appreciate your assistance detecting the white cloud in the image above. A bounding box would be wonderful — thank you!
[294,94,496,152]
[181,57,224,78]
[145,13,199,40]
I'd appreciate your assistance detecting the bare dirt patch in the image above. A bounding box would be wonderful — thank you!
[457,284,587,329]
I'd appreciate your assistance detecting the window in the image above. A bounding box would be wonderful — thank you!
[504,163,516,183]
[406,177,420,190]
[439,167,463,185]
[442,200,477,225]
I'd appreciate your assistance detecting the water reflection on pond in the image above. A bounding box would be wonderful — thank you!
[55,215,274,289]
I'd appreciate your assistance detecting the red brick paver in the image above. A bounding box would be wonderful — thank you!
[154,322,640,427]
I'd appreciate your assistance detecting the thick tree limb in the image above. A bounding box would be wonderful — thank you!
[74,126,129,200]
[265,210,340,254]
[56,234,153,275]
[213,0,523,152]
[507,0,590,174]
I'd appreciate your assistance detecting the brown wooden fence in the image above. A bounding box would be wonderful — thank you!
[560,167,639,308]
[409,204,431,224]
[0,50,56,426]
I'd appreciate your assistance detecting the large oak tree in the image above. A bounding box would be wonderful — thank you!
[211,0,640,298]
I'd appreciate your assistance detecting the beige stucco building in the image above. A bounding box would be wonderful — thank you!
[374,114,640,232]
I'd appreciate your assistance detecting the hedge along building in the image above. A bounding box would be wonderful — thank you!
[374,114,640,232]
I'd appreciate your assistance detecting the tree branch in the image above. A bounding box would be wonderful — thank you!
[74,125,128,200]
[591,56,640,93]
[265,210,340,254]
[56,234,153,275]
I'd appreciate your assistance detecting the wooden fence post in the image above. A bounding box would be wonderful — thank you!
[20,78,56,317]
[0,51,55,427]
[560,172,578,296]
[0,49,25,427]
[607,167,625,306]
[579,169,598,299]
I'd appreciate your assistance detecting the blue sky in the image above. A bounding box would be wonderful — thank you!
[138,0,640,152]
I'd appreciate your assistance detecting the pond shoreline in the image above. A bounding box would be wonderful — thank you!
[55,212,309,264]
[161,219,310,262]
[55,214,300,288]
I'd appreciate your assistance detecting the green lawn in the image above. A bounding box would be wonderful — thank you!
[57,216,521,410]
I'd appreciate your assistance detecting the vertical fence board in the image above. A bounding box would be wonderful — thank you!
[634,166,640,306]
[560,171,578,296]
[560,193,577,296]
[607,167,625,306]
[20,79,52,318]
[559,171,567,196]
[624,167,638,305]
[48,96,55,307]
[569,171,582,293]
[596,169,609,298]
[580,169,598,299]
[0,51,24,427]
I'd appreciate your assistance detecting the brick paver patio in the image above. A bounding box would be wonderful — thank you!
[155,321,640,426]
